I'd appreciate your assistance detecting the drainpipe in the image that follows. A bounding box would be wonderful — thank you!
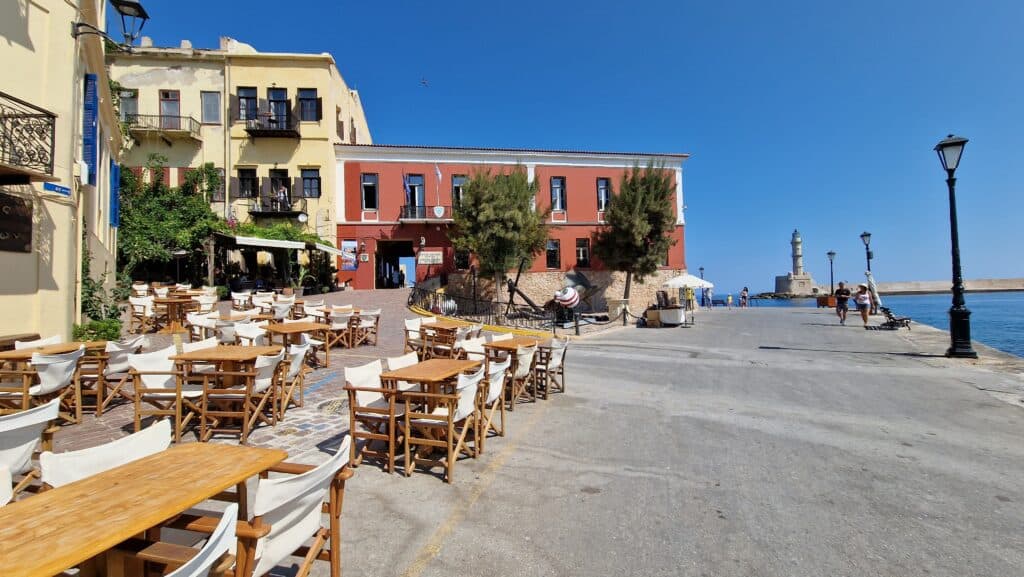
[223,55,232,220]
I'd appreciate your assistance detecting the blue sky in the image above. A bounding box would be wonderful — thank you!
[122,0,1024,294]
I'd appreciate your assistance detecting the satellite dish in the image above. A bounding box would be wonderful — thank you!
[433,206,445,218]
[297,213,309,223]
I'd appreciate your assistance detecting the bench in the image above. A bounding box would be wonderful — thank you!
[879,307,911,330]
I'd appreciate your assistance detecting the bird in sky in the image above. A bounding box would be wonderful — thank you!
[420,77,429,88]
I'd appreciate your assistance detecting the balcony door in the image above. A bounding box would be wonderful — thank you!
[159,90,180,129]
[269,169,290,210]
[406,174,425,217]
[268,88,288,128]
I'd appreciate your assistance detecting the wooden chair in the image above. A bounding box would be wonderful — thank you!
[426,326,459,359]
[79,336,145,416]
[457,337,487,362]
[325,311,355,350]
[193,295,219,315]
[129,345,201,443]
[129,296,157,333]
[489,333,513,343]
[385,351,421,393]
[3,347,86,424]
[353,308,382,346]
[122,502,237,577]
[535,337,569,399]
[344,360,404,473]
[0,399,58,500]
[507,345,538,410]
[478,357,510,454]
[402,365,485,483]
[0,464,10,506]
[199,350,283,444]
[403,318,427,358]
[39,420,171,489]
[13,335,61,349]
[279,343,310,417]
[234,322,267,347]
[131,283,150,298]
[186,312,217,342]
[231,291,252,311]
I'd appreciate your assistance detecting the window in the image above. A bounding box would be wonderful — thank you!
[200,91,221,124]
[452,174,467,206]
[597,177,610,211]
[455,250,471,270]
[119,89,137,121]
[407,174,425,207]
[301,168,321,198]
[298,88,318,121]
[212,168,225,201]
[159,90,180,129]
[268,88,288,126]
[551,177,566,211]
[576,238,590,268]
[546,239,561,269]
[237,87,257,121]
[361,173,378,210]
[238,168,257,198]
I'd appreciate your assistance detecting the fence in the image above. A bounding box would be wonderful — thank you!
[407,287,556,332]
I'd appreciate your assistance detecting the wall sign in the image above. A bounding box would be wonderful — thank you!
[417,250,443,265]
[43,182,70,196]
[0,193,33,253]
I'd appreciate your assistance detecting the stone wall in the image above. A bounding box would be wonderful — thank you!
[877,278,1024,295]
[446,269,684,313]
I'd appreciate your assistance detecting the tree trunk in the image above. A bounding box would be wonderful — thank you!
[205,237,216,287]
[622,270,633,325]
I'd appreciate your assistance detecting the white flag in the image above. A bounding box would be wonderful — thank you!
[434,164,442,181]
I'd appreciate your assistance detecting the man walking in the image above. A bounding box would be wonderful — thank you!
[834,281,851,325]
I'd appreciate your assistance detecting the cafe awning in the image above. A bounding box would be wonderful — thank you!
[233,235,306,250]
[314,243,343,257]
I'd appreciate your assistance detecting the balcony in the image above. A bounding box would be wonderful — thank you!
[248,195,308,219]
[124,114,202,143]
[400,205,454,223]
[244,110,300,138]
[0,90,56,184]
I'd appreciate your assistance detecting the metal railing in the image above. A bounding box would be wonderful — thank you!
[249,195,307,215]
[124,114,201,138]
[245,110,298,134]
[408,287,556,332]
[400,205,453,220]
[0,90,56,175]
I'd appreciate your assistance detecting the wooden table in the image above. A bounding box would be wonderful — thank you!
[427,319,466,331]
[483,336,550,352]
[0,341,106,364]
[154,297,193,334]
[264,322,330,355]
[172,345,281,383]
[0,443,286,577]
[380,358,480,395]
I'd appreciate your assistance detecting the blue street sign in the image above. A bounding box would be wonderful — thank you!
[43,182,71,196]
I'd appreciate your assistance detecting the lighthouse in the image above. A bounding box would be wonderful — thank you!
[774,229,819,296]
[791,229,804,276]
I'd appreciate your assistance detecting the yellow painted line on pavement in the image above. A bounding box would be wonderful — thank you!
[407,305,555,339]
[399,400,550,577]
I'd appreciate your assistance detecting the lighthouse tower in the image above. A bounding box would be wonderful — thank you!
[774,228,818,296]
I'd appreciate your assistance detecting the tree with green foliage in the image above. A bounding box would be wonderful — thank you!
[450,168,550,301]
[117,154,222,278]
[592,163,677,310]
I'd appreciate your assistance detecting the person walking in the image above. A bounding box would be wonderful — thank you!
[705,288,714,310]
[740,287,749,308]
[854,283,872,327]
[726,294,733,308]
[834,281,851,325]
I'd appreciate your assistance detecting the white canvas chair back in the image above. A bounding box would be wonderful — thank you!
[255,291,275,298]
[183,337,219,353]
[468,323,484,339]
[420,316,437,325]
[301,299,324,308]
[331,304,353,313]
[0,399,59,476]
[104,336,146,376]
[201,285,219,297]
[360,308,381,319]
[31,347,84,396]
[231,291,251,306]
[0,465,10,506]
[330,312,353,331]
[131,283,149,297]
[286,343,310,380]
[277,295,296,305]
[459,337,486,360]
[128,345,178,390]
[547,337,569,369]
[194,295,218,314]
[513,346,537,380]
[187,312,217,334]
[216,320,242,344]
[490,333,513,343]
[486,357,511,405]
[153,287,170,298]
[129,296,154,317]
[346,359,383,407]
[404,318,421,332]
[283,315,315,324]
[167,503,238,577]
[253,351,285,394]
[386,351,418,372]
[453,326,472,344]
[272,303,293,321]
[15,335,62,350]
[235,323,267,347]
[453,366,485,422]
[39,419,171,488]
[175,283,192,291]
[250,437,351,577]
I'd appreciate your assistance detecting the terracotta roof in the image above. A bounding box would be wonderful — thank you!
[337,143,689,158]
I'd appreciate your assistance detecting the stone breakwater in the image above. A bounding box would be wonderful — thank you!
[877,278,1024,295]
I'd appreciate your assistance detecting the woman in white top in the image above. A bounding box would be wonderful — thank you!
[854,283,872,326]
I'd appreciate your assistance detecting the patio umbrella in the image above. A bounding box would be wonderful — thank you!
[663,273,714,289]
[865,270,882,308]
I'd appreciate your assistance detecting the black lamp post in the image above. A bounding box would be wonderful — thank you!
[699,266,705,307]
[171,249,188,283]
[935,134,977,358]
[860,231,872,272]
[72,0,150,50]
[826,250,836,294]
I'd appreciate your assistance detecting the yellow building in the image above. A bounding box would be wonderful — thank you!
[0,0,124,340]
[107,36,371,244]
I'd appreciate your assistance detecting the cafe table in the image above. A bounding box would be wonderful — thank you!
[0,443,286,577]
[263,321,330,360]
[172,345,281,385]
[380,358,480,398]
[0,341,107,370]
[154,296,194,334]
[427,319,465,331]
[483,337,551,410]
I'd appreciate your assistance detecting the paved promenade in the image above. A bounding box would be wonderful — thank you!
[54,300,1024,576]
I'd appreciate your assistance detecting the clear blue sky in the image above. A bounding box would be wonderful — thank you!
[121,0,1024,294]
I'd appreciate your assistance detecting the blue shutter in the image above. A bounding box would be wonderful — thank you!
[109,160,120,228]
[83,74,98,186]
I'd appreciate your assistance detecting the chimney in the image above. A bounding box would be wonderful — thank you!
[140,36,153,47]
[180,39,192,49]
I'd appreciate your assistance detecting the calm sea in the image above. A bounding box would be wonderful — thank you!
[748,291,1024,358]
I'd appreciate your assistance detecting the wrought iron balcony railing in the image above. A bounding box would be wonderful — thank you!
[124,114,202,140]
[399,205,453,220]
[0,90,56,179]
[244,109,300,138]
[249,195,308,217]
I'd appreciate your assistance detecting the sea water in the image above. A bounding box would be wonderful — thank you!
[747,291,1024,358]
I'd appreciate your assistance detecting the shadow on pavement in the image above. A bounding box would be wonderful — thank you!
[759,345,945,358]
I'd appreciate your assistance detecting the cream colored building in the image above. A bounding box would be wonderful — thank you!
[108,36,371,243]
[0,0,123,340]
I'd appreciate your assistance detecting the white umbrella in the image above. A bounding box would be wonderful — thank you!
[663,273,714,289]
[865,270,882,308]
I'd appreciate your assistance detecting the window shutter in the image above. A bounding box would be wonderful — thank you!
[260,176,271,202]
[229,94,239,122]
[293,176,302,199]
[291,98,300,129]
[315,97,323,121]
[336,119,344,142]
[257,98,269,117]
[82,74,98,186]
[109,161,120,228]
[229,176,239,199]
[161,167,170,184]
[177,167,187,187]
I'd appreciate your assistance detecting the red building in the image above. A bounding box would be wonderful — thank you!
[334,144,689,292]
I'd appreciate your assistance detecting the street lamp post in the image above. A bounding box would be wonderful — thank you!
[935,134,977,358]
[826,250,836,294]
[860,231,872,272]
[172,249,188,283]
[699,266,705,307]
